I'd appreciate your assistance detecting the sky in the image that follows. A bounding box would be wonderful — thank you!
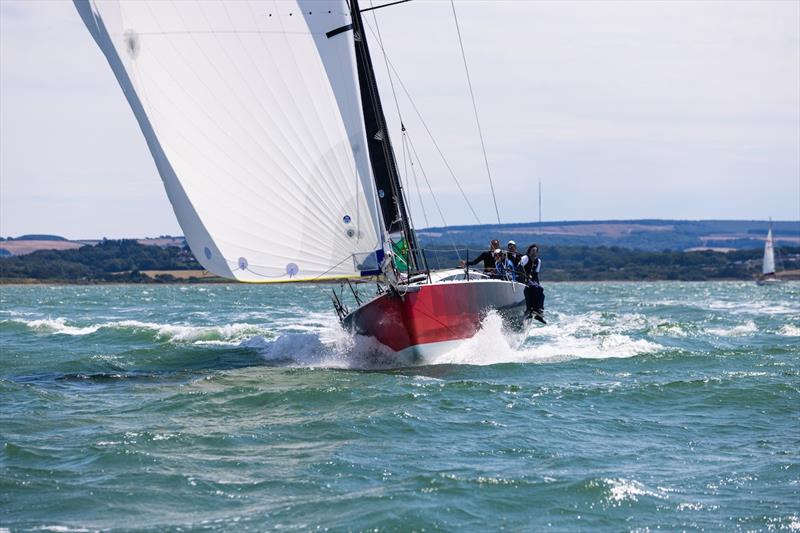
[1,0,799,239]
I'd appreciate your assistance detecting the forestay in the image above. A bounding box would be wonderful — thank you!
[74,0,385,282]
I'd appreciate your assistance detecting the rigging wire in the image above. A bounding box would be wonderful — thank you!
[405,132,463,261]
[362,19,482,225]
[402,132,431,230]
[367,0,430,275]
[369,0,419,235]
[450,0,501,225]
[364,8,478,262]
[405,133,448,228]
[369,1,405,131]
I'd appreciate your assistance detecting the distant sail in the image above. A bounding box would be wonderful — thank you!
[763,227,775,275]
[74,0,385,282]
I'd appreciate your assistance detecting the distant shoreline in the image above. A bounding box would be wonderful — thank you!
[3,239,799,284]
[3,274,798,285]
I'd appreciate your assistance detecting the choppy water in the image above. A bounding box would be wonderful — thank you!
[1,282,798,532]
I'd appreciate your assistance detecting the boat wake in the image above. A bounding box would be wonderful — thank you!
[3,310,664,370]
[247,310,664,370]
[426,312,662,367]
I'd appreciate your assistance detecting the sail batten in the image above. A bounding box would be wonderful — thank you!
[75,0,385,282]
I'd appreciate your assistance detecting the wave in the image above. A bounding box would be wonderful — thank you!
[246,310,664,370]
[426,312,662,367]
[705,301,800,316]
[15,317,102,336]
[778,324,800,337]
[597,477,668,504]
[2,317,271,344]
[706,321,758,337]
[250,325,401,370]
[4,308,666,370]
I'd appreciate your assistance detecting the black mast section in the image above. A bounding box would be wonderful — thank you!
[348,0,420,271]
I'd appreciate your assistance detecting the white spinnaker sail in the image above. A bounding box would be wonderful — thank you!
[74,0,384,282]
[763,228,776,275]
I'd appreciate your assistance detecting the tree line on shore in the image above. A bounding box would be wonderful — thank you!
[422,245,797,281]
[0,239,796,283]
[0,239,203,283]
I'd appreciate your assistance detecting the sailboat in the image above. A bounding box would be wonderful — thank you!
[74,0,527,361]
[757,222,781,285]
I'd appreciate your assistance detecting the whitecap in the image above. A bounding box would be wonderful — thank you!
[706,321,757,337]
[724,371,770,378]
[13,317,100,336]
[6,317,271,344]
[33,527,93,533]
[706,300,800,316]
[778,324,800,337]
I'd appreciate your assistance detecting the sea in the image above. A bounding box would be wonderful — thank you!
[1,282,798,532]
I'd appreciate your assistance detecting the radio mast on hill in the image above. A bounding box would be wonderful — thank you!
[538,178,542,235]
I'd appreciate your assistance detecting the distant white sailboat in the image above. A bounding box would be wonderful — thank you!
[757,222,781,285]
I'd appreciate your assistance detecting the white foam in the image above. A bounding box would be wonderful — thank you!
[724,371,769,378]
[35,526,91,533]
[706,321,758,337]
[16,317,101,336]
[778,324,800,337]
[8,307,665,369]
[254,327,401,369]
[706,300,800,316]
[248,309,664,370]
[130,321,267,343]
[649,322,691,338]
[425,311,662,366]
[7,317,271,344]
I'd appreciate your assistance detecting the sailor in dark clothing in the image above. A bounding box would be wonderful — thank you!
[520,244,545,323]
[506,240,522,265]
[460,239,500,273]
[507,240,525,280]
[520,244,541,283]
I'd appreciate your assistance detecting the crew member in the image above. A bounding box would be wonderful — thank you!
[520,244,541,283]
[520,244,545,322]
[493,248,516,281]
[460,239,500,273]
[507,240,525,280]
[506,240,522,265]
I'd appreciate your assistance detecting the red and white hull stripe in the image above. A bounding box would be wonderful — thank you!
[343,274,526,360]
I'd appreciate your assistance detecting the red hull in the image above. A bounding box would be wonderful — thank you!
[343,279,525,357]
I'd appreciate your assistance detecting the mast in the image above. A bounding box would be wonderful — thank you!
[349,0,420,271]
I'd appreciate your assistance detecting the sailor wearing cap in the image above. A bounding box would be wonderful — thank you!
[493,247,516,281]
[506,240,522,267]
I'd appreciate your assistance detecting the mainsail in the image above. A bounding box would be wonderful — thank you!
[74,0,387,282]
[763,227,776,275]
